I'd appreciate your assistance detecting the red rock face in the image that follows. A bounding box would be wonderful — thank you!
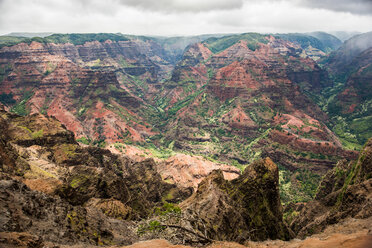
[161,35,355,172]
[222,106,256,130]
[269,130,356,159]
[0,34,358,174]
[0,39,168,143]
[333,47,372,115]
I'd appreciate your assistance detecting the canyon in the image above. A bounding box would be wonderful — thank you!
[0,107,371,247]
[0,31,371,247]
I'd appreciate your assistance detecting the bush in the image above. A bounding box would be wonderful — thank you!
[154,202,181,216]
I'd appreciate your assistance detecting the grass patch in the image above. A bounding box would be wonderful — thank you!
[77,136,91,145]
[24,162,57,179]
[11,90,34,116]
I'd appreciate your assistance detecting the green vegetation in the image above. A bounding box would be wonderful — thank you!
[70,175,89,188]
[10,90,34,116]
[313,44,372,150]
[119,57,135,68]
[66,210,110,245]
[137,202,181,235]
[334,158,363,208]
[0,30,366,213]
[77,137,91,145]
[275,33,331,53]
[18,126,44,139]
[24,162,57,179]
[167,86,206,117]
[207,68,214,79]
[128,75,149,93]
[350,116,372,145]
[204,33,269,53]
[142,143,175,159]
[296,169,321,197]
[283,208,299,225]
[31,129,43,139]
[279,165,321,204]
[137,220,165,234]
[0,36,31,49]
[61,144,77,158]
[154,202,181,216]
[0,33,130,48]
[0,63,12,82]
[0,93,16,105]
[92,118,107,148]
[40,94,53,115]
[305,68,371,150]
[330,117,363,150]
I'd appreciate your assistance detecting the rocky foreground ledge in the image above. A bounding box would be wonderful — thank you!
[1,110,372,247]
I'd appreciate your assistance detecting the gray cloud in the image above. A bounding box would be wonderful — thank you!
[0,0,371,36]
[299,0,372,15]
[117,0,244,13]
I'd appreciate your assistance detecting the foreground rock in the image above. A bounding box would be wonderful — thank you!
[1,109,370,247]
[4,218,370,248]
[291,138,372,237]
[181,157,293,243]
[0,232,44,248]
[23,217,371,247]
[0,110,191,246]
[0,175,138,245]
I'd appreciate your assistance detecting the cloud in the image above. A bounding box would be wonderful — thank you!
[298,0,372,15]
[0,0,371,36]
[117,0,244,13]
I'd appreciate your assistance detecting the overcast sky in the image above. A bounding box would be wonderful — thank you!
[0,0,371,36]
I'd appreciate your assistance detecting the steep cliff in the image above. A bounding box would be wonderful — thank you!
[180,158,293,243]
[0,34,175,144]
[290,138,372,238]
[319,32,372,149]
[0,110,192,246]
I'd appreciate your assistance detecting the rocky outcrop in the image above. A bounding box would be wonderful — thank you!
[0,174,138,245]
[181,157,293,243]
[314,159,352,200]
[1,109,299,247]
[3,111,76,147]
[0,110,192,246]
[120,158,193,219]
[56,165,130,206]
[0,232,44,248]
[291,138,372,238]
